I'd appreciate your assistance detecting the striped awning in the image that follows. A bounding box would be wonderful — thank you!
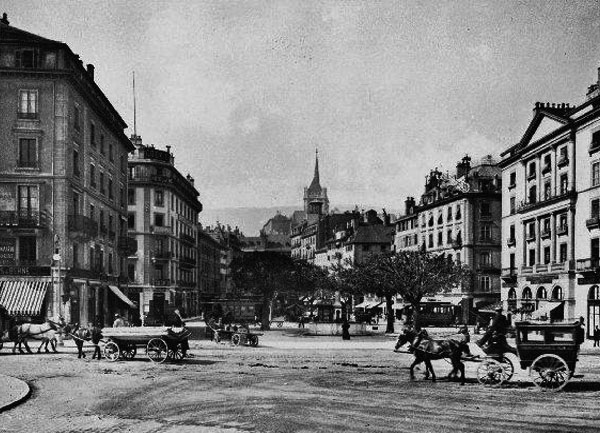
[108,285,137,308]
[0,279,50,316]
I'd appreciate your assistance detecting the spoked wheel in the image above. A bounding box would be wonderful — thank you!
[498,356,514,382]
[530,354,570,392]
[103,341,120,362]
[476,359,505,386]
[249,335,259,347]
[231,333,241,346]
[146,338,168,364]
[122,343,137,360]
[170,344,185,362]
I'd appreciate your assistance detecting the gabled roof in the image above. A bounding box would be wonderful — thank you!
[0,18,63,45]
[503,102,573,157]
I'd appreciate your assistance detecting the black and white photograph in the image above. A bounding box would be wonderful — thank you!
[1,1,600,432]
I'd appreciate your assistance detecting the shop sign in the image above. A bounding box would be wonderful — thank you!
[0,238,16,265]
[0,266,51,276]
[526,275,558,284]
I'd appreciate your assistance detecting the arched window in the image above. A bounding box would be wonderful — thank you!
[551,286,563,300]
[508,289,517,299]
[522,287,532,299]
[589,286,600,300]
[536,287,547,299]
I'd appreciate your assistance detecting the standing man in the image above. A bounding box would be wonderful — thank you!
[112,314,125,328]
[594,325,600,347]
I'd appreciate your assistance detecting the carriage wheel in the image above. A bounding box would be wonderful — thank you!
[122,343,137,360]
[476,359,505,386]
[146,338,168,364]
[249,335,259,347]
[499,356,514,382]
[231,333,241,346]
[103,341,120,362]
[530,354,570,391]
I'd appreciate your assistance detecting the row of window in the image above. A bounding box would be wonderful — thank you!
[422,205,463,227]
[507,286,564,301]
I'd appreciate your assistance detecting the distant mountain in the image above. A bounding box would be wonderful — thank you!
[199,205,402,236]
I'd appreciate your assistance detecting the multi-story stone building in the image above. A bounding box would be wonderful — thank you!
[0,15,135,326]
[197,226,223,310]
[126,136,202,322]
[394,155,503,323]
[500,67,600,336]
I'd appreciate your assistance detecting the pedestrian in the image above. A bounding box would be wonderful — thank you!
[342,318,350,340]
[90,324,103,360]
[575,316,586,345]
[595,325,600,347]
[112,313,125,328]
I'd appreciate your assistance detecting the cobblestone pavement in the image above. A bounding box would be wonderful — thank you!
[1,331,600,432]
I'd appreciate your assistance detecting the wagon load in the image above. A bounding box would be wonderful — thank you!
[101,326,191,363]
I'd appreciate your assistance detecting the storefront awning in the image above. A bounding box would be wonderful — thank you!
[531,302,564,320]
[370,301,385,309]
[0,279,50,316]
[108,285,137,308]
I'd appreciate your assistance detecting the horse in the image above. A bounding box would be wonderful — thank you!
[394,328,470,385]
[12,317,67,354]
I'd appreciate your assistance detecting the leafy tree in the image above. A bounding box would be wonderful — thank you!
[230,252,320,330]
[374,250,468,331]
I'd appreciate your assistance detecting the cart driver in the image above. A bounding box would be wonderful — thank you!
[112,314,125,328]
[476,307,517,355]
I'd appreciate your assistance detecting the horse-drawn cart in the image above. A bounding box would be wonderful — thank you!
[206,321,262,347]
[101,326,191,363]
[476,321,582,391]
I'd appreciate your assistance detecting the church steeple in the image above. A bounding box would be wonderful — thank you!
[303,148,329,217]
[308,148,321,194]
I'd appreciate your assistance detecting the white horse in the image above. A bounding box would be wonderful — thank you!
[12,317,67,354]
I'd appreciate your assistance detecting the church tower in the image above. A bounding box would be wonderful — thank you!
[303,149,329,217]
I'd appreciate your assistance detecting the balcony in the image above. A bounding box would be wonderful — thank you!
[516,189,576,214]
[586,217,600,229]
[152,279,171,287]
[589,140,600,154]
[550,261,574,272]
[151,225,172,235]
[180,233,196,245]
[501,267,517,283]
[152,251,172,260]
[0,210,45,228]
[527,172,536,181]
[541,164,551,175]
[557,157,569,167]
[525,233,536,242]
[68,215,98,238]
[540,230,551,239]
[180,256,196,268]
[534,263,549,273]
[576,258,600,273]
[520,266,534,275]
[506,237,516,247]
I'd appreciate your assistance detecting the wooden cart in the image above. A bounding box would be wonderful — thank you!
[206,321,262,347]
[101,326,191,363]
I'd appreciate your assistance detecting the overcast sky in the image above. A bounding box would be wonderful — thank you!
[6,1,600,214]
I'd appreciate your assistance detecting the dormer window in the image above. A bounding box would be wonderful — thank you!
[15,49,37,68]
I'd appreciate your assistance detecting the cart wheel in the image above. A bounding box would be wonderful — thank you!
[146,338,168,364]
[103,341,120,362]
[249,335,259,347]
[476,359,505,386]
[530,354,570,391]
[232,333,241,346]
[122,343,137,360]
[499,356,514,382]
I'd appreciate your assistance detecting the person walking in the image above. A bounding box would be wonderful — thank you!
[594,325,600,347]
[90,324,103,360]
[342,318,351,340]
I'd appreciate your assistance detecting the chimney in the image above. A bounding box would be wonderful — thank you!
[166,145,171,154]
[86,64,95,80]
[1,12,9,25]
[405,196,416,215]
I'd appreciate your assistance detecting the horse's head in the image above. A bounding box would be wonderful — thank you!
[395,328,417,351]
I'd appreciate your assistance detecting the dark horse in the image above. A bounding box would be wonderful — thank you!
[68,324,92,358]
[395,328,470,385]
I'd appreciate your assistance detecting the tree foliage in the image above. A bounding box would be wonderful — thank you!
[230,252,322,330]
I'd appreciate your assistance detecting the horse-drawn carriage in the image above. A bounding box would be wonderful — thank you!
[206,320,262,347]
[101,326,191,363]
[476,321,581,391]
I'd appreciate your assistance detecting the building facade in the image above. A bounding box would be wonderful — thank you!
[500,68,600,337]
[127,137,202,322]
[394,155,503,323]
[0,15,135,326]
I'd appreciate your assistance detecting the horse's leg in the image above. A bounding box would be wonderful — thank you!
[425,358,436,382]
[409,356,420,380]
[37,339,44,353]
[51,338,58,353]
[23,339,32,354]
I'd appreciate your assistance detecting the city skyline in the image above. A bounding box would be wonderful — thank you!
[5,0,600,214]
